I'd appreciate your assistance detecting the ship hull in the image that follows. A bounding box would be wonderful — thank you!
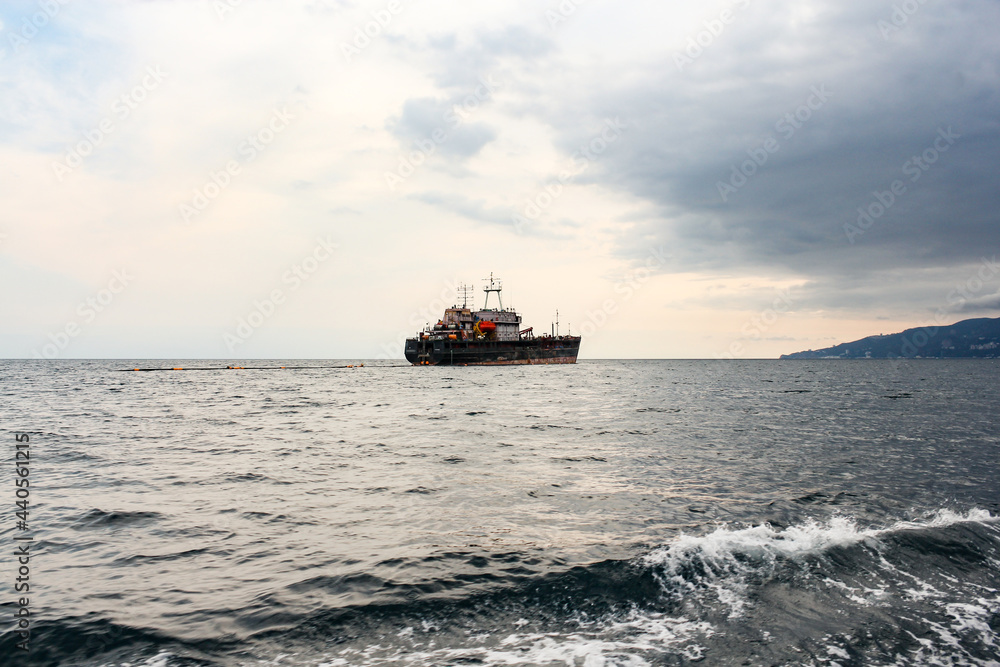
[404,337,580,366]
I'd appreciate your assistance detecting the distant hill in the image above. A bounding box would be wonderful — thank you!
[780,316,1000,359]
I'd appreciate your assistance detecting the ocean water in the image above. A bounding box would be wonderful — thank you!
[1,359,999,666]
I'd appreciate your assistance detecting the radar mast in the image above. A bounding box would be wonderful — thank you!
[482,273,503,310]
[456,283,475,308]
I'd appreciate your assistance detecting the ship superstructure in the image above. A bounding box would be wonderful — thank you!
[404,275,581,366]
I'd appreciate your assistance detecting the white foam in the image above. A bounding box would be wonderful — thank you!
[945,599,1000,652]
[465,612,712,667]
[647,509,996,570]
[114,652,174,667]
[827,644,851,660]
[300,609,711,667]
[642,509,997,618]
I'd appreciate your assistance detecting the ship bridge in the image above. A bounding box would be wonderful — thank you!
[474,309,522,341]
[473,274,522,341]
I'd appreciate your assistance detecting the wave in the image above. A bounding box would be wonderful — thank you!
[642,508,999,616]
[0,616,216,667]
[71,508,164,529]
[13,510,999,666]
[279,509,1000,666]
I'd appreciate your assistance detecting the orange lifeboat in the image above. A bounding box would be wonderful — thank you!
[478,320,496,333]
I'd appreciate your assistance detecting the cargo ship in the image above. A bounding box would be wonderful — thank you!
[404,276,581,365]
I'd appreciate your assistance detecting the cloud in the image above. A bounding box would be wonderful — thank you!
[409,192,509,226]
[530,0,1000,287]
[417,24,553,91]
[387,97,497,158]
[952,291,1000,314]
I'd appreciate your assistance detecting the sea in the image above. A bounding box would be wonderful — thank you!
[1,359,999,667]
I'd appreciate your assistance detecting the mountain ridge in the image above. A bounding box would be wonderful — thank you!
[780,316,1000,359]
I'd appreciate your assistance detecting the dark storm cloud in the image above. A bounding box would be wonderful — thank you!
[955,291,1000,313]
[535,0,1000,309]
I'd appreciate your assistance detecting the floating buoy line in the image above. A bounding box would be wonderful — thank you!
[117,364,410,372]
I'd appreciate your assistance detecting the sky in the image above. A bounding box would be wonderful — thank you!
[1,0,998,359]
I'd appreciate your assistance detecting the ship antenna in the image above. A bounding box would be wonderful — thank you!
[556,309,559,336]
[457,282,474,308]
[482,272,503,310]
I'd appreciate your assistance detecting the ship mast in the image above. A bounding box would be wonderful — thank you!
[482,273,503,310]
[456,283,475,308]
